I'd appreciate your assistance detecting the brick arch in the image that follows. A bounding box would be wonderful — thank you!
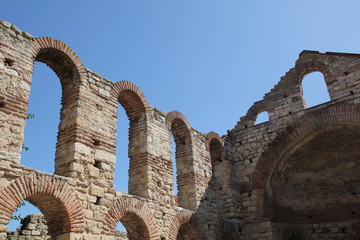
[166,111,191,130]
[244,100,273,123]
[253,103,360,189]
[165,110,193,160]
[110,80,150,197]
[31,37,86,84]
[166,111,198,210]
[111,80,150,120]
[206,132,224,166]
[27,37,87,176]
[205,131,223,151]
[294,60,333,85]
[168,209,205,240]
[252,103,360,218]
[0,173,84,236]
[103,195,159,240]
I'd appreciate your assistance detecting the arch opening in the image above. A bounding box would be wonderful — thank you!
[170,118,194,209]
[115,221,128,239]
[21,61,61,174]
[114,105,130,193]
[209,138,223,181]
[112,81,149,197]
[255,111,269,125]
[118,213,149,240]
[301,71,330,108]
[266,124,360,223]
[176,223,201,240]
[4,193,72,238]
[27,44,84,177]
[8,200,41,231]
[35,48,81,87]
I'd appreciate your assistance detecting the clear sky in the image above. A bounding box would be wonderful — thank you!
[2,0,360,231]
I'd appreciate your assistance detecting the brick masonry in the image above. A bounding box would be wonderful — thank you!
[1,19,360,239]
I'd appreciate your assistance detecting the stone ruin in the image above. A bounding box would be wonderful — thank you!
[7,214,128,240]
[1,19,360,239]
[7,214,49,240]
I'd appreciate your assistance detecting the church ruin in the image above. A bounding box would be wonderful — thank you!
[1,19,360,239]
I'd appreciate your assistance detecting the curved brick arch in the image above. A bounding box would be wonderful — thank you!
[166,111,198,210]
[165,110,194,159]
[168,209,206,240]
[27,37,88,177]
[294,60,333,85]
[252,104,360,218]
[30,37,87,83]
[166,111,191,130]
[0,173,84,236]
[110,80,151,197]
[253,104,360,189]
[206,131,223,151]
[206,131,224,167]
[111,80,150,120]
[244,100,273,123]
[103,195,159,239]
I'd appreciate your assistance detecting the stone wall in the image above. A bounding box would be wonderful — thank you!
[1,19,360,240]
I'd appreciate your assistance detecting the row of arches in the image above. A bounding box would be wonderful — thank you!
[6,36,225,211]
[0,173,204,239]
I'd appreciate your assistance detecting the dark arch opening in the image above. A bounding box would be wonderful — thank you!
[117,213,149,240]
[177,223,201,240]
[267,124,360,224]
[210,138,223,180]
[301,72,330,108]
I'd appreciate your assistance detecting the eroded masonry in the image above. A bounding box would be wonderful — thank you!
[1,20,360,240]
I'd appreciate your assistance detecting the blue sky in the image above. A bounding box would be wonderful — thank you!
[2,0,359,231]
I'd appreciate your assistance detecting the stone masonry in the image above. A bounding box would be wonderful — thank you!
[1,19,360,239]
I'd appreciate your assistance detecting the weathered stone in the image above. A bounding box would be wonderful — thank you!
[2,20,360,240]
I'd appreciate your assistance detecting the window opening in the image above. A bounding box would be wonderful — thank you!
[302,72,330,108]
[8,200,41,231]
[21,62,61,174]
[172,135,178,197]
[115,222,128,239]
[255,111,269,124]
[114,105,130,193]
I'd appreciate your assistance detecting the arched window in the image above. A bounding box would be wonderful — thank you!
[167,111,197,210]
[114,105,130,193]
[210,138,223,179]
[111,81,150,198]
[301,71,330,108]
[177,223,201,240]
[255,111,269,125]
[21,62,61,174]
[8,201,41,232]
[115,222,127,239]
